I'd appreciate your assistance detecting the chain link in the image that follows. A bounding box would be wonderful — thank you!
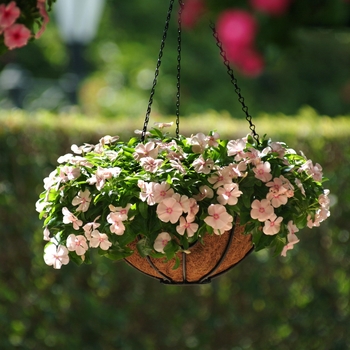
[175,0,184,138]
[141,0,175,141]
[210,23,260,145]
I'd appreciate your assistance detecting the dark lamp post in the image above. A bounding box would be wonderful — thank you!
[54,0,105,104]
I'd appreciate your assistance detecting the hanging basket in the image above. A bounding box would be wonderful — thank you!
[36,0,330,283]
[125,217,253,284]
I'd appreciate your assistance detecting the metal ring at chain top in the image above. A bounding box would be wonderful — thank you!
[210,22,260,145]
[141,0,175,142]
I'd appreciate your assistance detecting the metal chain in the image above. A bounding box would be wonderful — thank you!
[141,0,175,141]
[175,0,184,138]
[210,22,260,145]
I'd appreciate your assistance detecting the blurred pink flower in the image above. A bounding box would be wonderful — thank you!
[133,142,158,160]
[250,0,292,16]
[0,2,20,30]
[4,24,31,50]
[59,166,81,182]
[217,10,257,48]
[281,232,300,257]
[140,157,163,173]
[238,48,264,77]
[153,232,171,253]
[192,155,214,174]
[44,244,69,269]
[35,0,50,39]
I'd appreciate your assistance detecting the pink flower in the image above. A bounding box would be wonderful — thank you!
[43,227,50,241]
[140,157,163,173]
[250,0,292,16]
[169,159,186,174]
[153,232,172,253]
[253,161,273,182]
[152,182,174,203]
[193,185,214,201]
[295,178,306,196]
[35,0,50,39]
[133,142,158,160]
[44,244,69,269]
[109,204,131,221]
[187,133,208,153]
[62,207,83,230]
[156,197,183,224]
[107,212,125,235]
[172,193,190,213]
[319,190,330,209]
[66,234,88,256]
[4,24,31,50]
[217,10,257,48]
[99,135,119,146]
[83,216,101,240]
[89,230,112,250]
[227,138,247,159]
[72,189,91,212]
[154,122,173,129]
[176,216,199,237]
[299,160,323,182]
[187,198,199,222]
[139,181,157,206]
[266,191,288,208]
[204,204,233,232]
[217,183,243,205]
[263,214,283,235]
[87,166,120,190]
[213,221,233,235]
[208,167,233,189]
[0,2,20,30]
[281,232,300,257]
[269,142,286,158]
[59,166,81,182]
[287,220,299,235]
[192,155,214,174]
[207,132,220,147]
[250,199,274,222]
[266,176,291,193]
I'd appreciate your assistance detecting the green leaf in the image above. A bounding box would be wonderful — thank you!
[172,256,181,270]
[138,201,148,219]
[136,238,153,257]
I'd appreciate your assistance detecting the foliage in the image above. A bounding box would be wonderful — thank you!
[0,109,349,349]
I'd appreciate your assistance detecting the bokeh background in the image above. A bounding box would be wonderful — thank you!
[1,0,350,349]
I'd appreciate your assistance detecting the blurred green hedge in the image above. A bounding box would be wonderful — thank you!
[0,108,349,350]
